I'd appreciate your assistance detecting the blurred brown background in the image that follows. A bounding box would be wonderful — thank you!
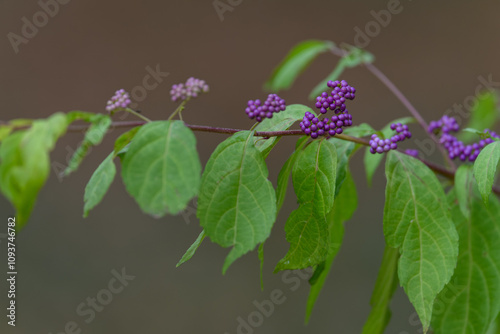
[1,1,499,333]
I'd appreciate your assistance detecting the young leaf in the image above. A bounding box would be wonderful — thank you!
[275,139,337,271]
[253,104,314,158]
[305,171,357,323]
[83,153,116,217]
[364,117,415,186]
[64,114,112,176]
[454,165,474,219]
[264,40,334,92]
[176,230,206,267]
[276,136,308,212]
[308,46,374,100]
[121,120,202,217]
[0,113,68,229]
[384,151,459,332]
[473,141,500,205]
[460,91,499,142]
[432,181,500,334]
[197,131,276,274]
[114,126,141,155]
[361,246,399,334]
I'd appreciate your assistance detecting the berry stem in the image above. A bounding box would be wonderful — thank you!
[124,108,152,123]
[168,98,190,121]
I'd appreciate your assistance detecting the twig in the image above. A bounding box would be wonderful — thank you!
[2,118,499,196]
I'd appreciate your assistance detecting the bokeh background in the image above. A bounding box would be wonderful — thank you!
[1,1,500,333]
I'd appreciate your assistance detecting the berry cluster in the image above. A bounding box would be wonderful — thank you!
[300,80,356,139]
[170,77,209,102]
[314,80,356,115]
[105,89,132,113]
[245,94,286,122]
[429,115,499,161]
[369,123,412,154]
[299,111,352,138]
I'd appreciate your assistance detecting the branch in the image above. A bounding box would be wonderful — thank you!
[2,118,499,196]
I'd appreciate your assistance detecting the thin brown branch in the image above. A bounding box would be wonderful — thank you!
[2,118,499,197]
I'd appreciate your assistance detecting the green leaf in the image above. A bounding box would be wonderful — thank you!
[384,151,459,332]
[305,171,357,323]
[176,230,206,267]
[114,126,141,156]
[341,45,375,67]
[258,243,264,291]
[431,179,500,334]
[487,315,500,334]
[253,104,313,158]
[83,153,116,217]
[362,246,399,334]
[364,117,415,186]
[122,120,201,217]
[66,111,97,123]
[343,123,376,138]
[0,125,13,142]
[462,128,500,141]
[454,165,474,219]
[275,139,337,271]
[328,138,355,196]
[460,91,499,142]
[63,114,112,176]
[276,136,309,213]
[308,46,374,100]
[0,113,68,229]
[264,40,334,92]
[197,131,276,274]
[291,140,337,215]
[473,141,500,205]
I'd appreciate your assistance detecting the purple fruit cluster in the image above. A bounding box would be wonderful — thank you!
[105,89,131,113]
[301,80,356,139]
[314,80,356,115]
[369,123,412,154]
[245,94,286,122]
[299,111,353,138]
[429,115,499,161]
[170,77,209,102]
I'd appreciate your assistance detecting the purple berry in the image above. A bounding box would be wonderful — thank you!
[106,89,132,113]
[245,94,286,122]
[170,77,209,102]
